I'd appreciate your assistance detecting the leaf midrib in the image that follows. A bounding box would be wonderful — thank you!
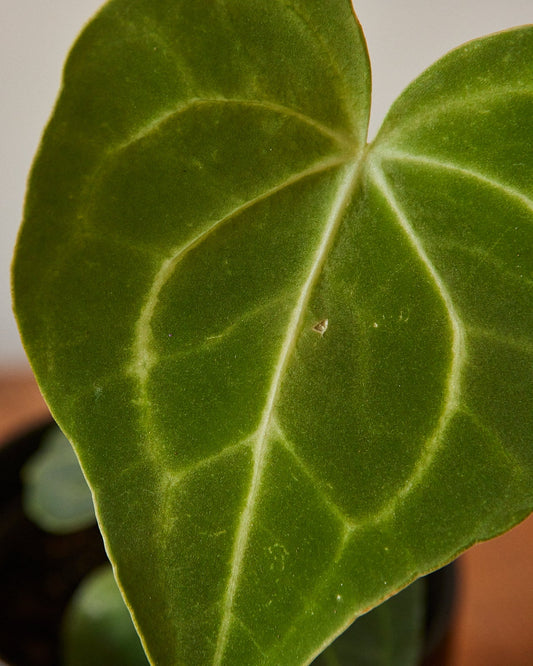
[212,157,364,665]
[124,84,522,666]
[126,153,350,468]
[122,106,363,662]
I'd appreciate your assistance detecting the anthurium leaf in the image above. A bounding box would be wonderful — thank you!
[11,0,532,663]
[21,425,95,534]
[68,565,425,666]
[312,578,425,666]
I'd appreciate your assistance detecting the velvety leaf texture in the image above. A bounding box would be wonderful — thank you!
[12,1,533,664]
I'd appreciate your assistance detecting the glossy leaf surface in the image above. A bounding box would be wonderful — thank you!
[12,1,533,664]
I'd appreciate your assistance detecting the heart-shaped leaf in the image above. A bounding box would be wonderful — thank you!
[12,1,532,664]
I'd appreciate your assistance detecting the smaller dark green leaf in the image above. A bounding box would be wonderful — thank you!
[62,564,149,666]
[21,426,95,534]
[312,578,425,666]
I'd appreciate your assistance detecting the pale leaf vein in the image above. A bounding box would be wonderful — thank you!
[273,422,355,531]
[460,405,526,475]
[367,163,467,523]
[212,158,362,664]
[378,149,533,212]
[465,324,533,356]
[127,155,347,399]
[377,86,533,143]
[118,97,357,155]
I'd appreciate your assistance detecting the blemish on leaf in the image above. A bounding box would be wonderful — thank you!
[399,309,410,323]
[312,319,329,336]
[268,543,289,571]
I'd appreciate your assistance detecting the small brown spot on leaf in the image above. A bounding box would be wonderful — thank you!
[312,319,328,336]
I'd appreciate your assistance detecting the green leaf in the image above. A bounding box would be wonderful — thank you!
[312,578,425,666]
[12,1,532,664]
[67,566,426,666]
[62,565,149,666]
[21,425,96,534]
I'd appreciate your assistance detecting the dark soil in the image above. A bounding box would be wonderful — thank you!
[423,563,457,666]
[0,423,107,666]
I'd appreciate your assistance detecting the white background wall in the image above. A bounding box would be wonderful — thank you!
[1,0,531,367]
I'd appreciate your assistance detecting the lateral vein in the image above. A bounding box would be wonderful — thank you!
[367,164,466,523]
[375,86,533,144]
[118,97,357,154]
[379,149,533,212]
[212,158,362,665]
[127,155,347,403]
